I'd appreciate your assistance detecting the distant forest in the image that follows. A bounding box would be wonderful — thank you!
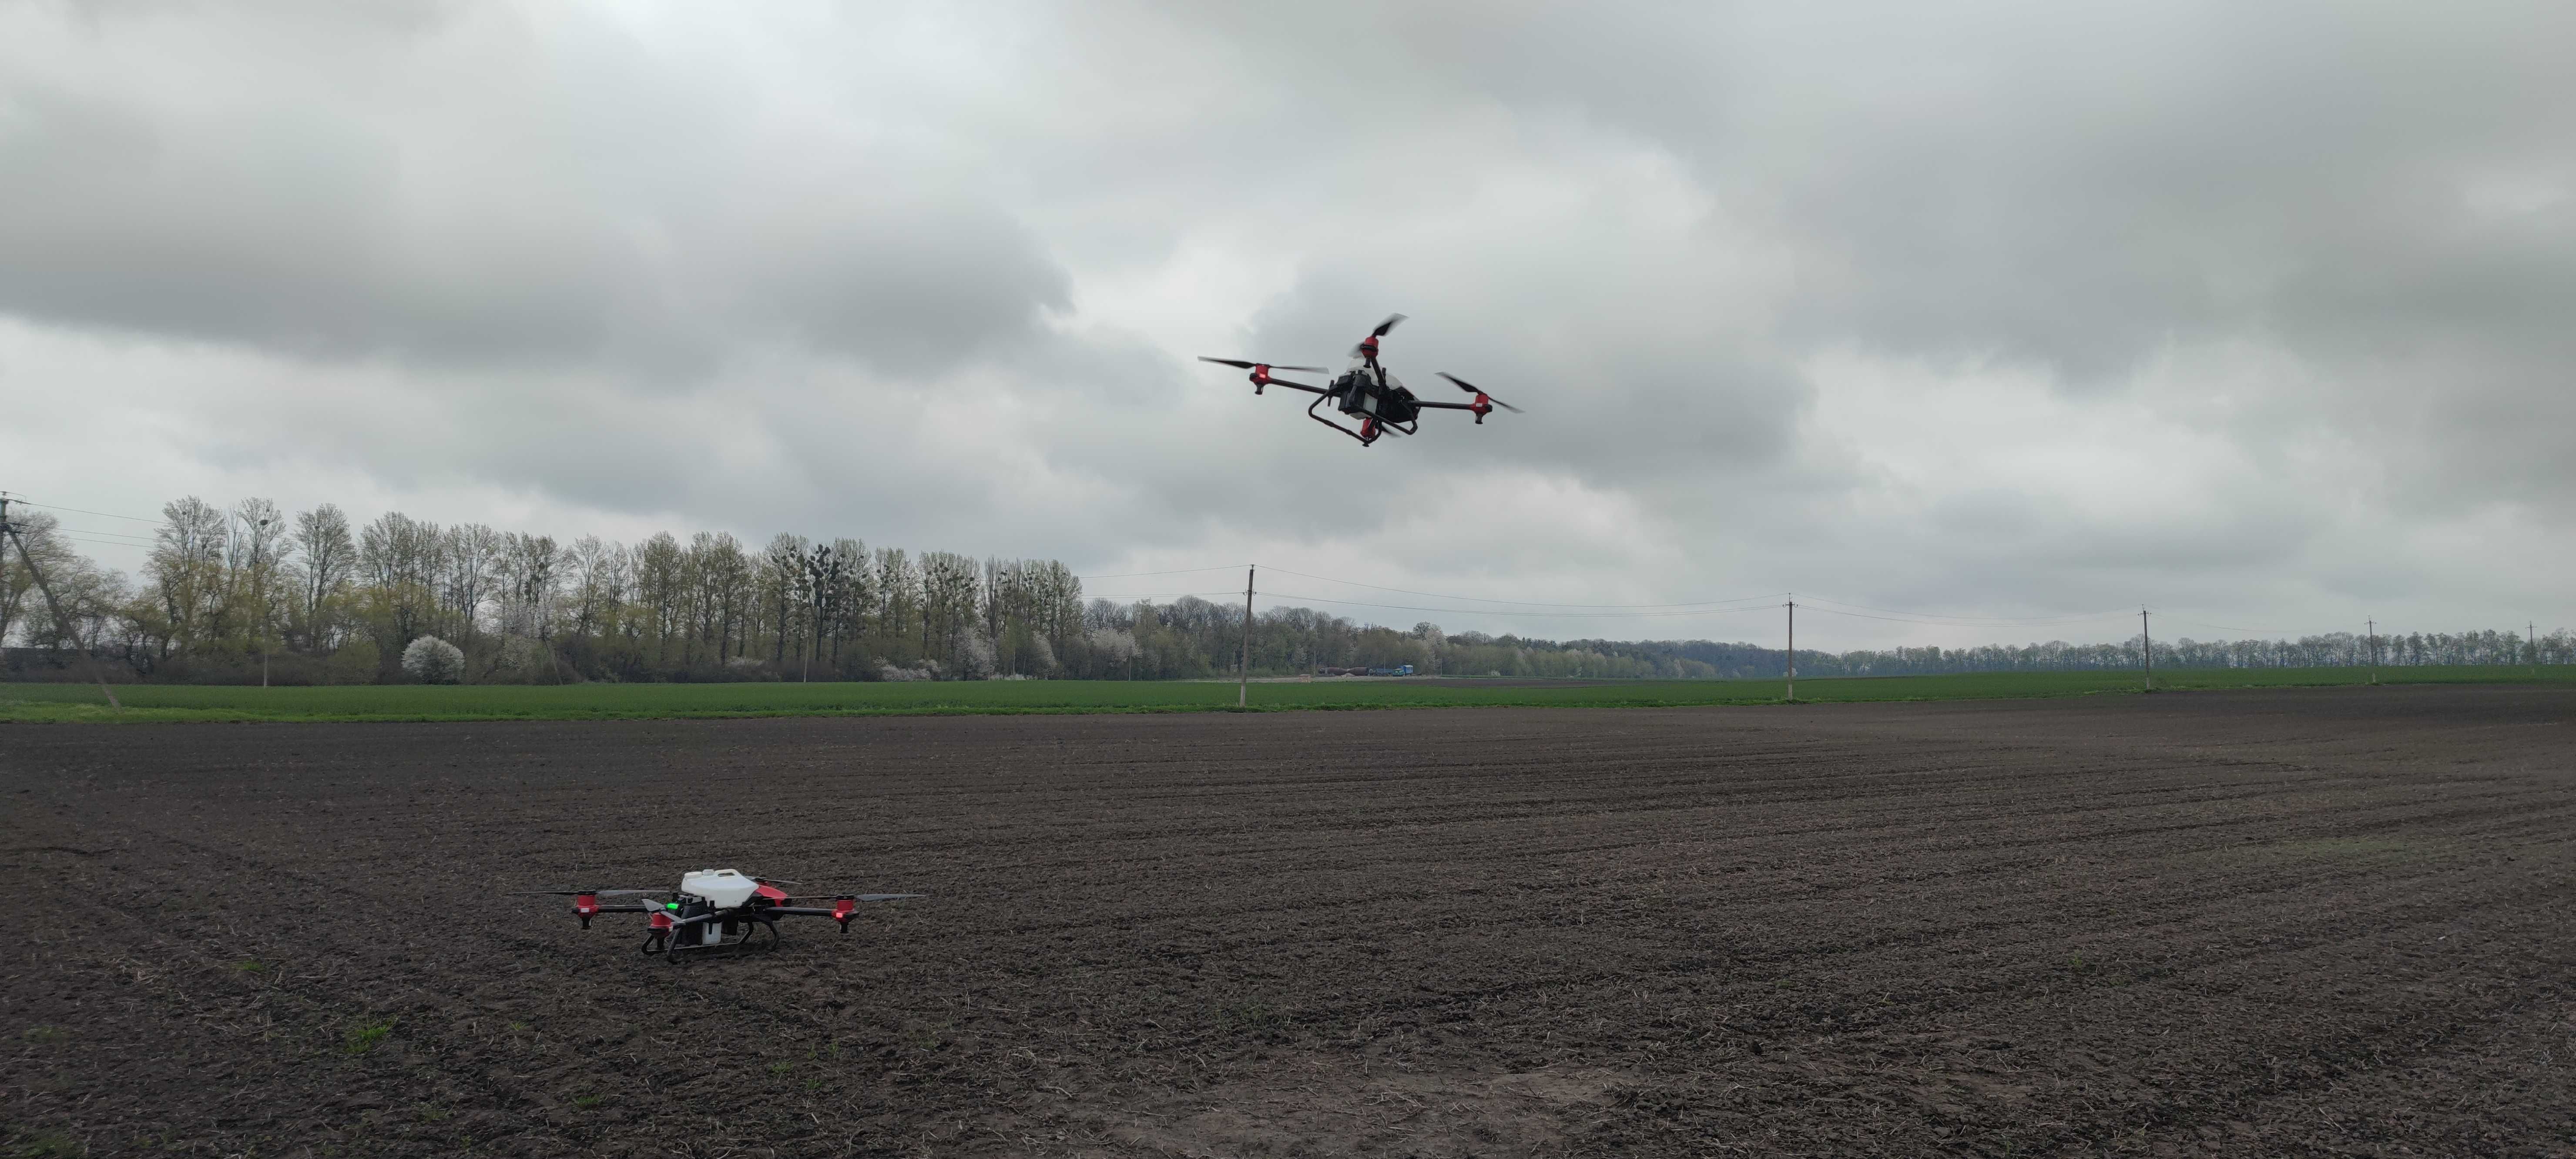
[3,497,2567,684]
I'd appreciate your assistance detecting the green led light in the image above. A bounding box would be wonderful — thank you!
[665,902,679,910]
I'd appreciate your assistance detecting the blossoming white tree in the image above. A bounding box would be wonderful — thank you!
[401,634,465,684]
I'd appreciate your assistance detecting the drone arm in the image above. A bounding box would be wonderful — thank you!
[588,903,656,927]
[1413,397,1510,425]
[767,895,920,918]
[768,894,922,935]
[1260,377,1327,395]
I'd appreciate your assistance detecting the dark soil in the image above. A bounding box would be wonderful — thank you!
[5,686,2572,1157]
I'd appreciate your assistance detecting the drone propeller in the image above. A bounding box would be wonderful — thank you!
[1352,313,1406,358]
[1198,357,1325,372]
[847,893,926,902]
[1436,372,1523,413]
[517,888,662,896]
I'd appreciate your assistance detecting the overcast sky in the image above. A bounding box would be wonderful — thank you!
[4,1,2569,649]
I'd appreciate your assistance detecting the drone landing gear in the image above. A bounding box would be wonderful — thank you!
[1304,397,1415,446]
[647,918,783,963]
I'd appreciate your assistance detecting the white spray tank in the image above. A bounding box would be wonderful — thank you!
[679,868,759,909]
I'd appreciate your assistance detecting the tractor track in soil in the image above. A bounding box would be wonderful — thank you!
[4,685,2574,1156]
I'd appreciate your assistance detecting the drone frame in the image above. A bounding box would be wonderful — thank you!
[1230,362,1493,447]
[547,879,916,964]
[1201,313,1516,447]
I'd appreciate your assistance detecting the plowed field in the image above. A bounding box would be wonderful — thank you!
[6,686,2572,1156]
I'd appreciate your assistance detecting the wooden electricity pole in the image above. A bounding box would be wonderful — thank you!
[2368,618,2377,685]
[0,494,121,712]
[2140,606,2152,692]
[2532,621,2540,677]
[1239,566,1255,708]
[1785,595,1795,702]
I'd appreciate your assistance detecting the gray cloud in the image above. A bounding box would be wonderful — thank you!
[2,0,2570,645]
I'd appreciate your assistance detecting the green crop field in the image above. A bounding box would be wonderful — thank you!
[0,666,2565,723]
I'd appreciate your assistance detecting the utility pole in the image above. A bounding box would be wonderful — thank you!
[1785,595,1795,702]
[2140,606,2152,692]
[1238,566,1255,708]
[2367,618,2377,685]
[0,493,121,711]
[2532,621,2539,677]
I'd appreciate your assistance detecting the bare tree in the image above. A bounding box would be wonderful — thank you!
[696,532,751,663]
[227,498,288,677]
[920,551,981,671]
[632,533,685,665]
[292,504,356,652]
[442,523,505,653]
[359,511,442,653]
[0,509,72,646]
[142,497,228,660]
[874,548,919,664]
[494,532,563,679]
[566,535,624,647]
[762,533,806,664]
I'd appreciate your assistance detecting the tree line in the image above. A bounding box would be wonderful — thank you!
[3,498,1086,683]
[1,497,2566,683]
[1628,630,2571,679]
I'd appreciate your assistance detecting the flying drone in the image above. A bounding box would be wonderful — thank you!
[1200,313,1523,446]
[523,868,920,962]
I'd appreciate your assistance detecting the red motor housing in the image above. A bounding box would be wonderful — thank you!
[832,895,857,935]
[574,891,599,928]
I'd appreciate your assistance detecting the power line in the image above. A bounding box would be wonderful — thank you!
[1076,565,1249,581]
[54,534,158,549]
[1797,603,2125,627]
[1794,594,2139,626]
[1259,590,1786,620]
[8,498,171,526]
[1797,602,2137,627]
[1097,586,1789,620]
[1254,564,1786,610]
[52,526,160,543]
[2151,614,2355,637]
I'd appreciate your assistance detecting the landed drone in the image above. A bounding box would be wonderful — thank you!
[1201,313,1523,447]
[523,868,919,962]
